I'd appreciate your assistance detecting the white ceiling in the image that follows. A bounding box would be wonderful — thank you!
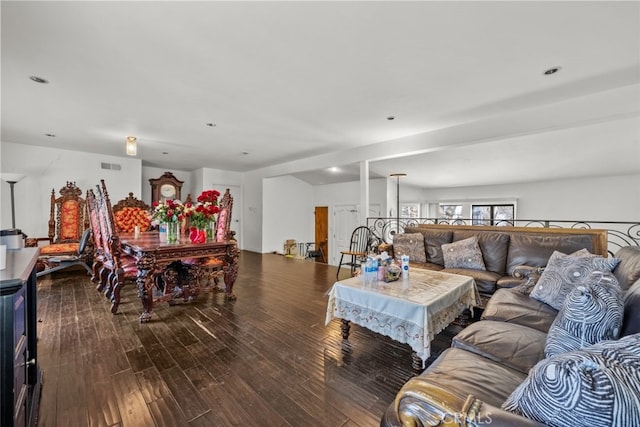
[2,1,640,187]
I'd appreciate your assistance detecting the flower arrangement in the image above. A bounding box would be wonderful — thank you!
[150,199,184,225]
[184,190,220,230]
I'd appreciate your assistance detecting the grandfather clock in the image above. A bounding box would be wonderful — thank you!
[149,172,183,204]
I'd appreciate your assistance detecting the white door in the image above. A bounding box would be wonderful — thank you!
[212,184,242,249]
[332,204,360,265]
[332,203,382,265]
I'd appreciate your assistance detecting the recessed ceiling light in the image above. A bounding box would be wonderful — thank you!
[329,167,339,173]
[29,76,49,84]
[387,116,396,121]
[241,151,249,155]
[543,66,561,76]
[45,133,56,137]
[162,152,169,155]
[206,123,216,127]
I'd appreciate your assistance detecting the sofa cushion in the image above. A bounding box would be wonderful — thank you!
[502,333,640,427]
[442,236,486,270]
[415,348,528,408]
[505,233,597,276]
[452,320,547,374]
[405,227,453,265]
[545,272,623,358]
[442,268,501,295]
[530,250,620,310]
[481,288,558,333]
[622,278,640,336]
[392,233,427,263]
[613,246,640,291]
[453,230,510,274]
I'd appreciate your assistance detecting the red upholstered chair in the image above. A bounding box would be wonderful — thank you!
[112,192,151,233]
[27,181,93,276]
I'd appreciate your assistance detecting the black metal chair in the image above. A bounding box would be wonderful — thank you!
[336,226,376,279]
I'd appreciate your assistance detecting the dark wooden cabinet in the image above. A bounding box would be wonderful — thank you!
[0,248,42,427]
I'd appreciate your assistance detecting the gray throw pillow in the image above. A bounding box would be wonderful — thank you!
[393,233,426,263]
[441,236,486,270]
[530,250,620,310]
[502,333,640,427]
[545,271,623,358]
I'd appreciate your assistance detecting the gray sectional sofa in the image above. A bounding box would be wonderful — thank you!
[382,224,608,304]
[381,244,640,427]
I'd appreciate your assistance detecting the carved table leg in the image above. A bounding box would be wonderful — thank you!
[137,271,154,323]
[341,319,351,339]
[223,245,240,300]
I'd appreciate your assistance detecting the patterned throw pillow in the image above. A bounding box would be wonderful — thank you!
[441,236,486,270]
[530,250,620,310]
[545,271,623,358]
[502,333,640,427]
[393,233,426,263]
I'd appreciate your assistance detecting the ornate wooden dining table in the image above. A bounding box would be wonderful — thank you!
[119,231,240,322]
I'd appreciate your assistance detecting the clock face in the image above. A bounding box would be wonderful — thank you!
[160,184,176,199]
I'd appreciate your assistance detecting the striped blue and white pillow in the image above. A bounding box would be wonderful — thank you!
[545,271,623,358]
[502,333,640,427]
[530,250,620,310]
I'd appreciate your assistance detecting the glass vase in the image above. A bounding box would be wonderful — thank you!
[166,222,179,243]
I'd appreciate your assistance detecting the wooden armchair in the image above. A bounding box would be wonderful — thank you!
[26,181,93,276]
[112,192,151,233]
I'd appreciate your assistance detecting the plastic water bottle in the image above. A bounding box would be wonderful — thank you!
[401,255,410,279]
[365,258,374,285]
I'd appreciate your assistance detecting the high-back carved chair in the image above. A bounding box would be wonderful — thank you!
[27,181,93,276]
[112,192,151,233]
[181,189,235,296]
[87,180,139,313]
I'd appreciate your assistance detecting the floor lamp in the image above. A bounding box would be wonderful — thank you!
[389,173,406,235]
[1,173,26,229]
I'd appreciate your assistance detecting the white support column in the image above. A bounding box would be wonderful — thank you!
[359,160,370,226]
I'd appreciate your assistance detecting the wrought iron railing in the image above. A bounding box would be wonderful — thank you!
[366,217,640,256]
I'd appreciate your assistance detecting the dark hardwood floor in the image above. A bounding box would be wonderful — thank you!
[35,251,460,427]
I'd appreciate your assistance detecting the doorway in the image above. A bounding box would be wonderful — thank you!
[314,206,328,263]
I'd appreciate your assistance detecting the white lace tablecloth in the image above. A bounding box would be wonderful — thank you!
[325,269,478,365]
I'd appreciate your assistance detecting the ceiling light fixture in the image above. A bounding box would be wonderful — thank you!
[206,123,216,127]
[125,136,137,156]
[329,167,339,173]
[29,76,49,84]
[45,133,56,137]
[543,66,561,76]
[387,116,396,121]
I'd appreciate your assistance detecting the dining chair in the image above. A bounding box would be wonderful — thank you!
[27,181,93,277]
[336,226,376,280]
[112,192,151,233]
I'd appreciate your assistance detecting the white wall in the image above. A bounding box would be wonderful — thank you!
[242,172,264,253]
[313,178,387,210]
[262,175,315,254]
[1,141,141,237]
[422,173,640,222]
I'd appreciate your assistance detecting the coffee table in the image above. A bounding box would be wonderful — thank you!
[325,268,479,369]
